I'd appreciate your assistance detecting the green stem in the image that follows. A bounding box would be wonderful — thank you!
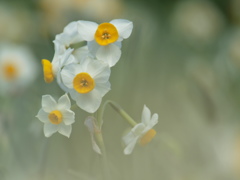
[98,100,137,128]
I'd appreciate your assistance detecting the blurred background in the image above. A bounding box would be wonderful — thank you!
[0,0,240,179]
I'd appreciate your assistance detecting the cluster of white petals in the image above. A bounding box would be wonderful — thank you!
[36,94,75,138]
[61,57,111,113]
[41,19,132,113]
[37,18,157,156]
[78,19,133,67]
[38,18,133,138]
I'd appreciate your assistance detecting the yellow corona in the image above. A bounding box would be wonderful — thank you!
[73,72,95,94]
[95,23,119,46]
[42,59,54,83]
[3,63,18,80]
[48,110,63,124]
[139,129,156,146]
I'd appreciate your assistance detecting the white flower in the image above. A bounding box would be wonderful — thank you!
[78,19,133,67]
[43,46,90,92]
[0,43,38,95]
[61,57,111,113]
[36,94,75,138]
[42,21,83,83]
[122,105,158,155]
[55,21,83,46]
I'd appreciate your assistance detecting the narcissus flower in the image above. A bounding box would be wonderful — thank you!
[42,45,76,84]
[61,57,111,113]
[122,105,158,155]
[78,19,133,67]
[36,94,75,138]
[0,43,38,95]
[42,21,83,83]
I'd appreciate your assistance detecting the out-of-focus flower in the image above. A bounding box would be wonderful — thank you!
[122,105,158,155]
[61,57,111,113]
[0,43,38,95]
[78,19,133,67]
[36,94,75,138]
[171,0,225,44]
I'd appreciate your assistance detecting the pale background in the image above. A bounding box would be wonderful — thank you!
[0,0,240,179]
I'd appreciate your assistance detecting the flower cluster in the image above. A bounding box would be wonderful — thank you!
[37,18,158,155]
[38,19,133,136]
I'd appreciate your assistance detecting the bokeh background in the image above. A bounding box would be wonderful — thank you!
[1,0,240,179]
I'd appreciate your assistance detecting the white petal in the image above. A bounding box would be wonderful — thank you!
[58,124,72,138]
[56,21,83,46]
[96,44,121,67]
[94,67,111,83]
[88,40,99,57]
[95,82,111,97]
[131,123,145,136]
[141,105,151,125]
[86,59,110,80]
[110,19,133,39]
[61,64,77,89]
[66,54,78,65]
[42,95,57,113]
[62,109,75,125]
[73,46,90,63]
[52,40,65,66]
[77,20,98,41]
[123,137,138,155]
[36,109,49,123]
[57,93,71,110]
[147,113,158,129]
[72,89,102,113]
[56,70,70,92]
[77,56,92,72]
[59,48,74,67]
[123,131,136,146]
[43,123,58,137]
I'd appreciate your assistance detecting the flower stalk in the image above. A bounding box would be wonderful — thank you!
[98,100,137,128]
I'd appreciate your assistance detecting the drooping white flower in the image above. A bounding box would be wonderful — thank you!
[122,105,158,155]
[36,94,75,138]
[61,57,111,113]
[78,19,133,67]
[0,43,38,95]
